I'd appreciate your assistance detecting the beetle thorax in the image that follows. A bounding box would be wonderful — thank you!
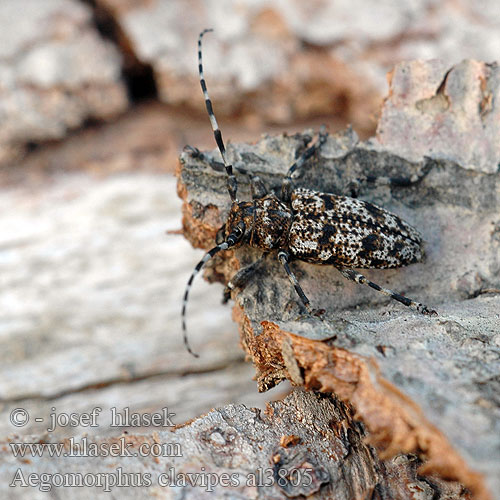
[224,195,292,250]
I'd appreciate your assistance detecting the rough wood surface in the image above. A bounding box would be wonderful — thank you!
[5,0,500,164]
[0,390,470,499]
[0,0,128,166]
[377,60,500,173]
[178,59,500,500]
[95,0,500,133]
[0,171,287,440]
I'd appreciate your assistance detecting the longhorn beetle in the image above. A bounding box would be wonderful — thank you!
[182,29,436,357]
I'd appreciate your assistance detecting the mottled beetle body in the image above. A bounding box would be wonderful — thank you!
[287,188,423,268]
[182,29,435,357]
[217,189,422,267]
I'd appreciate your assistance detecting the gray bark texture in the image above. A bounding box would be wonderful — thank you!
[178,59,500,500]
[0,390,469,499]
[95,0,500,134]
[1,2,499,499]
[0,172,275,439]
[0,0,128,166]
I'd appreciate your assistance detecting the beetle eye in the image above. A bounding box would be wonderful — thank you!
[215,225,225,245]
[235,222,245,238]
[224,221,245,247]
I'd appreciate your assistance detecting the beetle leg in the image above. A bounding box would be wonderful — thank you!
[278,250,324,316]
[184,147,265,192]
[249,175,267,199]
[223,255,267,303]
[339,268,437,315]
[281,126,328,202]
[365,156,435,188]
[184,145,227,173]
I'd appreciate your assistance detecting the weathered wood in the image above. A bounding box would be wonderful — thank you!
[95,0,500,136]
[0,0,128,166]
[0,173,280,439]
[178,60,500,500]
[377,60,500,174]
[0,390,469,499]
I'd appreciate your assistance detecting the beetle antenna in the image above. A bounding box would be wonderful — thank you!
[182,242,229,357]
[198,29,238,201]
[182,221,245,357]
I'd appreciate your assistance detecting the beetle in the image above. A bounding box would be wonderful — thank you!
[182,29,436,357]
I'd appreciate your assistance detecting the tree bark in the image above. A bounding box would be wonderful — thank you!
[0,390,470,499]
[177,60,500,500]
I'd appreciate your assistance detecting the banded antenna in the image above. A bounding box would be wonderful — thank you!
[182,224,245,357]
[198,29,238,201]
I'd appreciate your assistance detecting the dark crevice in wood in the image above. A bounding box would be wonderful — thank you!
[79,0,158,102]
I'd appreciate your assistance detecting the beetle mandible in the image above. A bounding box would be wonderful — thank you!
[182,29,436,357]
